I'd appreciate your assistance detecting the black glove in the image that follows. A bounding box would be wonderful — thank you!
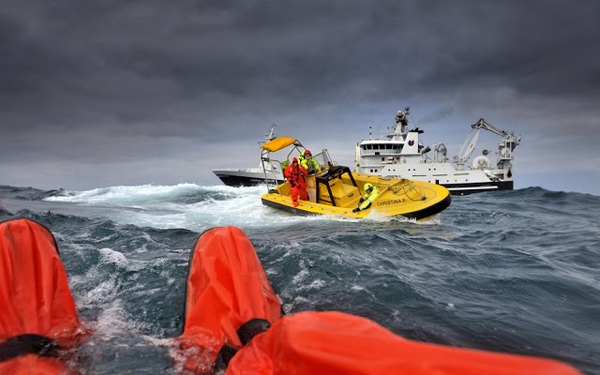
[352,207,360,213]
[290,181,296,188]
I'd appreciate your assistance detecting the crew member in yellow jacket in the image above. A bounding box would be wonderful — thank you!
[298,150,321,175]
[353,183,380,212]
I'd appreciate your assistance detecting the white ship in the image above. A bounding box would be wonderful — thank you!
[354,107,521,195]
[212,124,286,187]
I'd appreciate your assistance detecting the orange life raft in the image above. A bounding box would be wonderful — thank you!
[179,226,282,372]
[181,226,582,375]
[0,218,83,374]
[0,219,582,374]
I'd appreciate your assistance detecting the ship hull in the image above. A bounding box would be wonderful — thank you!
[213,170,285,187]
[442,180,513,195]
[355,108,520,196]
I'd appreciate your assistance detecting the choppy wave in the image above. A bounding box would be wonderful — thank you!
[1,184,599,374]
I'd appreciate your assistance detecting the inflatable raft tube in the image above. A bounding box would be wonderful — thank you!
[0,219,581,374]
[179,226,282,372]
[0,218,83,374]
[181,226,582,375]
[228,310,582,375]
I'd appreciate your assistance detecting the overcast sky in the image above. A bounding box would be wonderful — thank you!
[1,0,599,195]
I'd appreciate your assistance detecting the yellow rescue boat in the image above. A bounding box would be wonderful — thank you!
[260,137,451,220]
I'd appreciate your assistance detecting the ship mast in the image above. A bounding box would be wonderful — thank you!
[390,107,410,141]
[265,123,277,141]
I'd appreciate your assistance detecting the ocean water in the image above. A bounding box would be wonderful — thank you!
[0,184,599,374]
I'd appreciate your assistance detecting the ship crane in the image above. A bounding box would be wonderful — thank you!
[454,118,521,171]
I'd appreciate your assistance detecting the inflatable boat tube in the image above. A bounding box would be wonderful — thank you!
[181,226,581,375]
[179,226,282,372]
[1,220,580,374]
[0,219,82,374]
[227,310,581,375]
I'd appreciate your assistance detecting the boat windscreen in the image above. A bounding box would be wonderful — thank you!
[261,137,297,152]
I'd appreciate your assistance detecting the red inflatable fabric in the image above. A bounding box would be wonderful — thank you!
[0,355,71,375]
[0,218,82,374]
[227,311,582,375]
[180,226,282,372]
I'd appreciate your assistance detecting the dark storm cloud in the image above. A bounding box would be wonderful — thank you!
[2,0,599,131]
[414,3,600,98]
[1,0,599,191]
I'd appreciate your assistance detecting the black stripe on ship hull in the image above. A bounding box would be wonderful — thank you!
[444,180,513,195]
[215,174,284,187]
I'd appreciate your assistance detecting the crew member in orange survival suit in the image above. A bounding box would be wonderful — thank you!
[284,157,308,207]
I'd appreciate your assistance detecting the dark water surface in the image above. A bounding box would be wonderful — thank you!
[1,184,599,374]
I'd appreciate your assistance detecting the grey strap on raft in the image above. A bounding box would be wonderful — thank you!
[0,334,58,362]
[214,318,271,372]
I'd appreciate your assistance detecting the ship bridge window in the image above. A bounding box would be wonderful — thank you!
[386,144,393,149]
